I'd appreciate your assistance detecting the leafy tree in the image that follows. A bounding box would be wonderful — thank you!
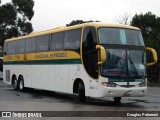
[131,12,160,83]
[0,0,34,46]
[66,20,100,26]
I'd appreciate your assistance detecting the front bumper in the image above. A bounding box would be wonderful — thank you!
[99,86,147,97]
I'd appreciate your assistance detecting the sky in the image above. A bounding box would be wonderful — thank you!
[2,0,160,31]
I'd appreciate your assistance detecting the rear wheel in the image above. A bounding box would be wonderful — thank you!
[114,97,121,104]
[78,82,86,103]
[13,77,18,90]
[18,76,25,91]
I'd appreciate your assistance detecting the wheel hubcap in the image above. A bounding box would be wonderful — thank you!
[14,80,17,88]
[20,80,23,90]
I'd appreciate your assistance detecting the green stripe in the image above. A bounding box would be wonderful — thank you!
[4,59,82,65]
[109,78,145,82]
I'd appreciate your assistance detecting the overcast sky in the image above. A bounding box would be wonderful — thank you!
[2,0,160,31]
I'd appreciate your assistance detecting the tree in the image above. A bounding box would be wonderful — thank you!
[114,13,131,25]
[0,0,34,46]
[131,12,160,83]
[66,20,100,26]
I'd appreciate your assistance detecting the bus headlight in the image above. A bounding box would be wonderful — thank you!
[139,82,146,87]
[101,82,117,87]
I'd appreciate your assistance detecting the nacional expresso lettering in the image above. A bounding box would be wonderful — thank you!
[35,52,67,59]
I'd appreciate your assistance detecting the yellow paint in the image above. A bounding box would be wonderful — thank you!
[4,51,80,62]
[96,45,106,65]
[3,54,24,62]
[145,47,158,66]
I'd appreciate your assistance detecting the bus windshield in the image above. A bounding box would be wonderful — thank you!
[98,28,144,46]
[101,49,146,78]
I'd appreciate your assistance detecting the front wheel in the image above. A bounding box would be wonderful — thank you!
[78,82,86,103]
[18,76,25,91]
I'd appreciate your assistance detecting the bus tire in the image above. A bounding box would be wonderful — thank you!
[18,76,25,92]
[78,82,86,103]
[114,97,121,104]
[13,77,18,90]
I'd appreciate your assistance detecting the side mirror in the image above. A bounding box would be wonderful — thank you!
[96,45,106,65]
[145,47,158,66]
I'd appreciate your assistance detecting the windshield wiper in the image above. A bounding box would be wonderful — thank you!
[128,54,138,76]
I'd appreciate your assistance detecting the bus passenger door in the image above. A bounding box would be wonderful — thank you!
[82,27,99,97]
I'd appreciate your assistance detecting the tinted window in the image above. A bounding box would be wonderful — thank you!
[4,42,8,55]
[16,39,25,54]
[82,27,98,79]
[101,49,146,78]
[64,29,81,50]
[8,41,16,54]
[98,28,144,46]
[50,32,64,50]
[26,37,37,53]
[37,35,50,52]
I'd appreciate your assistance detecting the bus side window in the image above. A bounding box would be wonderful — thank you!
[26,37,37,53]
[64,28,81,50]
[8,41,16,55]
[16,39,25,54]
[37,35,50,52]
[50,32,64,50]
[4,42,8,55]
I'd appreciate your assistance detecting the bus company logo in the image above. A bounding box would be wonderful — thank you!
[2,112,11,117]
[35,52,67,59]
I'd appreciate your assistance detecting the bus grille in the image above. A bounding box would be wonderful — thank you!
[119,85,135,88]
[6,70,10,82]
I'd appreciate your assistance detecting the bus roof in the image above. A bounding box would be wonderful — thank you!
[5,22,140,42]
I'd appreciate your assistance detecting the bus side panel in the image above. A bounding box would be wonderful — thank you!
[68,64,79,94]
[16,65,32,88]
[89,79,99,97]
[30,65,56,91]
[55,65,69,93]
[3,64,32,88]
[30,64,69,93]
[68,64,90,97]
[3,65,13,85]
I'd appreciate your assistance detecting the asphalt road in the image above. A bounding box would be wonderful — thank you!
[0,80,160,120]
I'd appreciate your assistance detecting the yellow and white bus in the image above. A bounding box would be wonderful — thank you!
[3,22,157,103]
